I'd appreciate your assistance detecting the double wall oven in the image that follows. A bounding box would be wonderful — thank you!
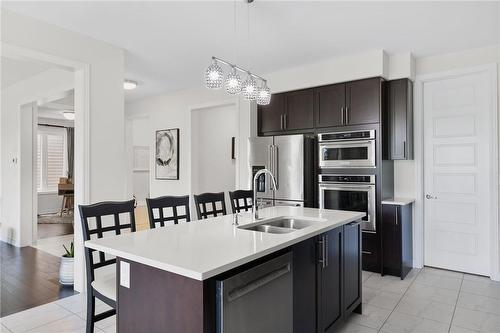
[318,130,377,232]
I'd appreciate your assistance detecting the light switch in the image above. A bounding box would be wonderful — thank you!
[120,261,130,288]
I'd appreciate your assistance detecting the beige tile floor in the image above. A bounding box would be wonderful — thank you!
[2,267,500,332]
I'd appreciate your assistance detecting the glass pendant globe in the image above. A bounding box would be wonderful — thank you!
[205,60,223,89]
[256,84,271,105]
[225,68,242,95]
[242,76,257,100]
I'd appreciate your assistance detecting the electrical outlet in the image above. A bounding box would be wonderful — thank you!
[120,261,130,288]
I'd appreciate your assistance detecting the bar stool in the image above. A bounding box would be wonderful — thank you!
[78,199,136,333]
[193,192,227,220]
[146,195,191,228]
[229,190,253,214]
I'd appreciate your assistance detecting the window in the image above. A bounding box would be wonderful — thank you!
[37,126,67,192]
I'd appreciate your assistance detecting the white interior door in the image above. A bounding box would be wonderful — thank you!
[191,104,237,210]
[423,69,493,275]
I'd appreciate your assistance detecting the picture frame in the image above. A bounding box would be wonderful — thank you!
[155,128,179,180]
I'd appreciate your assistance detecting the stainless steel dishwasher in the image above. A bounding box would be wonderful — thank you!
[216,252,293,333]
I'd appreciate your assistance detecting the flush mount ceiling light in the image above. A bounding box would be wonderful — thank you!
[63,111,75,120]
[204,0,271,105]
[123,79,138,90]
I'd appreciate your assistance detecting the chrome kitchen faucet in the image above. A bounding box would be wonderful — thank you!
[253,168,277,220]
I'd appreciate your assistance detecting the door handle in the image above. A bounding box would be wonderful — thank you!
[341,107,344,125]
[345,106,349,124]
[283,114,287,130]
[280,114,284,130]
[425,194,438,200]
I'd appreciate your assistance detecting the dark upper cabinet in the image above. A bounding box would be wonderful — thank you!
[258,77,383,134]
[315,83,345,128]
[343,222,362,313]
[285,89,314,130]
[386,79,413,160]
[258,93,285,134]
[346,78,382,126]
[318,227,343,333]
[382,203,413,279]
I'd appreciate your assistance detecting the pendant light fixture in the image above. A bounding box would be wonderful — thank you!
[204,0,271,105]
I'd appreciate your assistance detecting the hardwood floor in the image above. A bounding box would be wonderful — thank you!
[0,241,77,317]
[37,223,74,239]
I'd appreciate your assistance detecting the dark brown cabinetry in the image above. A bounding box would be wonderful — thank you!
[258,89,314,134]
[318,227,343,332]
[343,221,362,314]
[293,223,362,333]
[259,77,383,134]
[385,79,413,160]
[258,93,285,133]
[382,203,413,279]
[315,83,345,128]
[285,89,314,130]
[346,78,382,126]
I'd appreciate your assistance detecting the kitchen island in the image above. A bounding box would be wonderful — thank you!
[85,206,364,333]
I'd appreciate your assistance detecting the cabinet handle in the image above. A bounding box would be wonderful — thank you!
[325,234,329,268]
[283,113,287,130]
[341,107,344,125]
[346,107,350,124]
[362,250,373,255]
[318,236,327,268]
[403,141,406,158]
[395,208,399,226]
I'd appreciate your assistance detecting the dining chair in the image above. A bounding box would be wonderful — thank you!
[229,190,254,214]
[78,199,136,333]
[193,192,227,220]
[146,195,191,228]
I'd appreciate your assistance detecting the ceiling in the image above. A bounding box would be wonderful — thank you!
[1,57,52,88]
[38,89,74,120]
[3,1,499,101]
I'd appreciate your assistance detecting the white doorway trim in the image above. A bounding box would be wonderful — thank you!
[414,63,499,280]
[2,42,91,291]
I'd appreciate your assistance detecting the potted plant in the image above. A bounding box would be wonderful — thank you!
[59,242,74,285]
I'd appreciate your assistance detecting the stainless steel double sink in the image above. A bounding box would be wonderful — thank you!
[238,217,320,234]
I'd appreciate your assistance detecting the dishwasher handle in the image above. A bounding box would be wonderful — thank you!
[227,263,291,302]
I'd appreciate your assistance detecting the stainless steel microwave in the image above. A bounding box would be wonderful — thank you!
[318,130,376,168]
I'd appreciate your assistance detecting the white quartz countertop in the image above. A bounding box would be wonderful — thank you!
[381,197,415,206]
[85,206,364,281]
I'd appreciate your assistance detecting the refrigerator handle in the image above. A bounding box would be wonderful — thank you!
[275,145,279,190]
[268,145,273,191]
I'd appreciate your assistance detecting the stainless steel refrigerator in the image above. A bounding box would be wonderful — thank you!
[248,134,314,207]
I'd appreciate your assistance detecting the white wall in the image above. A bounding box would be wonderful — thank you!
[126,88,252,200]
[1,9,125,292]
[1,68,74,245]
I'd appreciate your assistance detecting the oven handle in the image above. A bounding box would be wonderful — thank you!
[318,185,375,191]
[318,140,375,147]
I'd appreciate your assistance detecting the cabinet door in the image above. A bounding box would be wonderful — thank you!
[285,89,314,130]
[343,221,362,313]
[293,238,317,333]
[382,205,401,274]
[346,78,381,125]
[258,93,285,134]
[318,227,343,332]
[388,79,409,159]
[315,84,345,128]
